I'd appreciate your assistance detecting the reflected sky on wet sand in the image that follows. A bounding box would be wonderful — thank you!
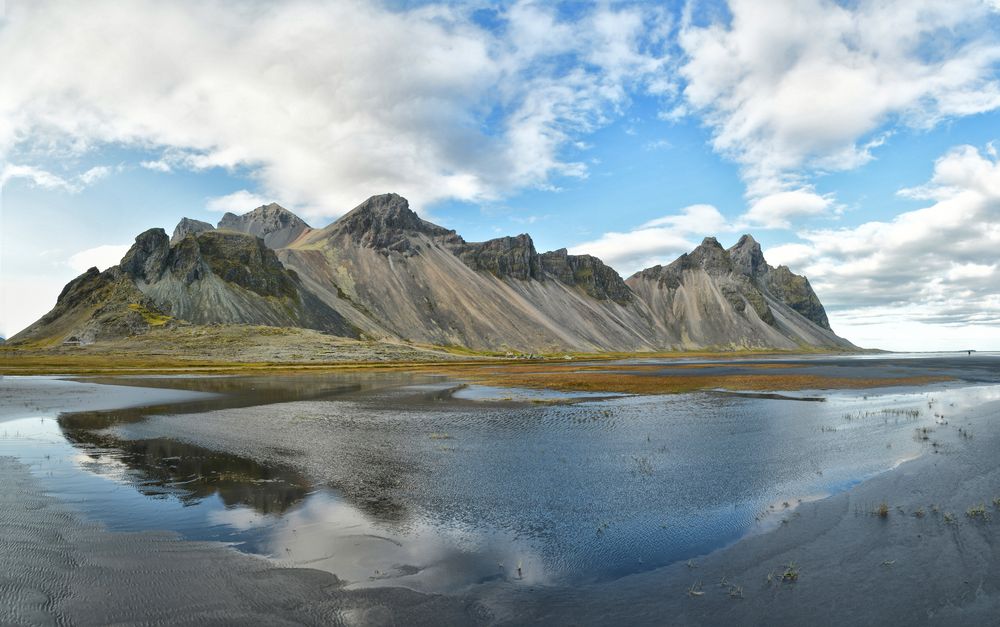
[2,363,999,593]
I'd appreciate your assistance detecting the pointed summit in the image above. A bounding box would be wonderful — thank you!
[339,193,424,230]
[217,202,311,249]
[331,193,453,250]
[687,236,732,275]
[170,217,215,245]
[120,228,171,283]
[728,233,768,278]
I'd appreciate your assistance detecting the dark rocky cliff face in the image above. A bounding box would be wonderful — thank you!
[119,229,172,283]
[726,235,832,330]
[458,234,541,280]
[728,234,768,279]
[193,232,299,298]
[121,229,298,299]
[539,249,633,304]
[686,237,735,276]
[332,193,456,253]
[764,266,831,330]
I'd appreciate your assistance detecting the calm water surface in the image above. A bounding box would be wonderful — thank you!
[1,359,998,593]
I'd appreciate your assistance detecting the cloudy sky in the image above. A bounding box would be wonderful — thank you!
[2,0,1000,350]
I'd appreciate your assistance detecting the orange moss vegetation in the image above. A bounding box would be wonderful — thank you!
[0,352,463,375]
[428,364,952,395]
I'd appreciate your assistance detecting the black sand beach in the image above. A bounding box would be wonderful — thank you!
[1,355,999,625]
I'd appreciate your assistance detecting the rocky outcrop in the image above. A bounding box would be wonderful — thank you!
[539,249,633,304]
[120,228,172,283]
[326,193,457,254]
[728,234,768,279]
[11,227,356,346]
[190,232,299,299]
[458,235,541,280]
[9,262,170,346]
[626,234,849,350]
[218,203,311,249]
[125,229,299,300]
[726,234,831,330]
[763,266,831,330]
[170,218,215,245]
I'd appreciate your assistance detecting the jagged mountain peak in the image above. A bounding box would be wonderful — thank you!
[457,233,539,280]
[338,193,447,234]
[170,217,215,245]
[218,202,305,228]
[731,233,760,252]
[15,190,852,352]
[223,201,298,219]
[120,228,171,283]
[683,236,733,276]
[217,202,311,249]
[345,193,412,219]
[322,193,455,252]
[729,233,768,278]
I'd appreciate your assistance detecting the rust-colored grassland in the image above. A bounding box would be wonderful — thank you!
[428,364,952,394]
[1,340,944,395]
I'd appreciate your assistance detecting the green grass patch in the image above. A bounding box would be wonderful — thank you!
[128,303,173,326]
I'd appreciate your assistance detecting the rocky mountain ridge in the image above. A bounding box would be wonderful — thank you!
[11,193,854,352]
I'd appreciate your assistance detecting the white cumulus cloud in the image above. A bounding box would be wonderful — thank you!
[570,203,732,275]
[66,244,131,273]
[206,190,271,214]
[0,0,671,218]
[678,0,1000,199]
[743,189,834,229]
[1,163,113,192]
[771,144,1000,347]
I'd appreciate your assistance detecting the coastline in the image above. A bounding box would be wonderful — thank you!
[483,397,1000,625]
[2,372,997,625]
[0,455,487,626]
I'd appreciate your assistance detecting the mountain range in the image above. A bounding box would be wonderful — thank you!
[10,193,854,352]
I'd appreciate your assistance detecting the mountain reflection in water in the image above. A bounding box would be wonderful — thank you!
[4,361,998,593]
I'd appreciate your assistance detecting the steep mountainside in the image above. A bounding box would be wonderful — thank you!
[12,193,853,352]
[11,228,355,346]
[279,194,661,351]
[626,235,849,349]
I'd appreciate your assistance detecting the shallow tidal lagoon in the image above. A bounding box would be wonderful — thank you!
[3,354,998,602]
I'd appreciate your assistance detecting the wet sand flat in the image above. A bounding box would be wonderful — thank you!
[104,378,1000,625]
[0,454,486,626]
[486,397,1000,625]
[0,377,487,626]
[2,355,999,625]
